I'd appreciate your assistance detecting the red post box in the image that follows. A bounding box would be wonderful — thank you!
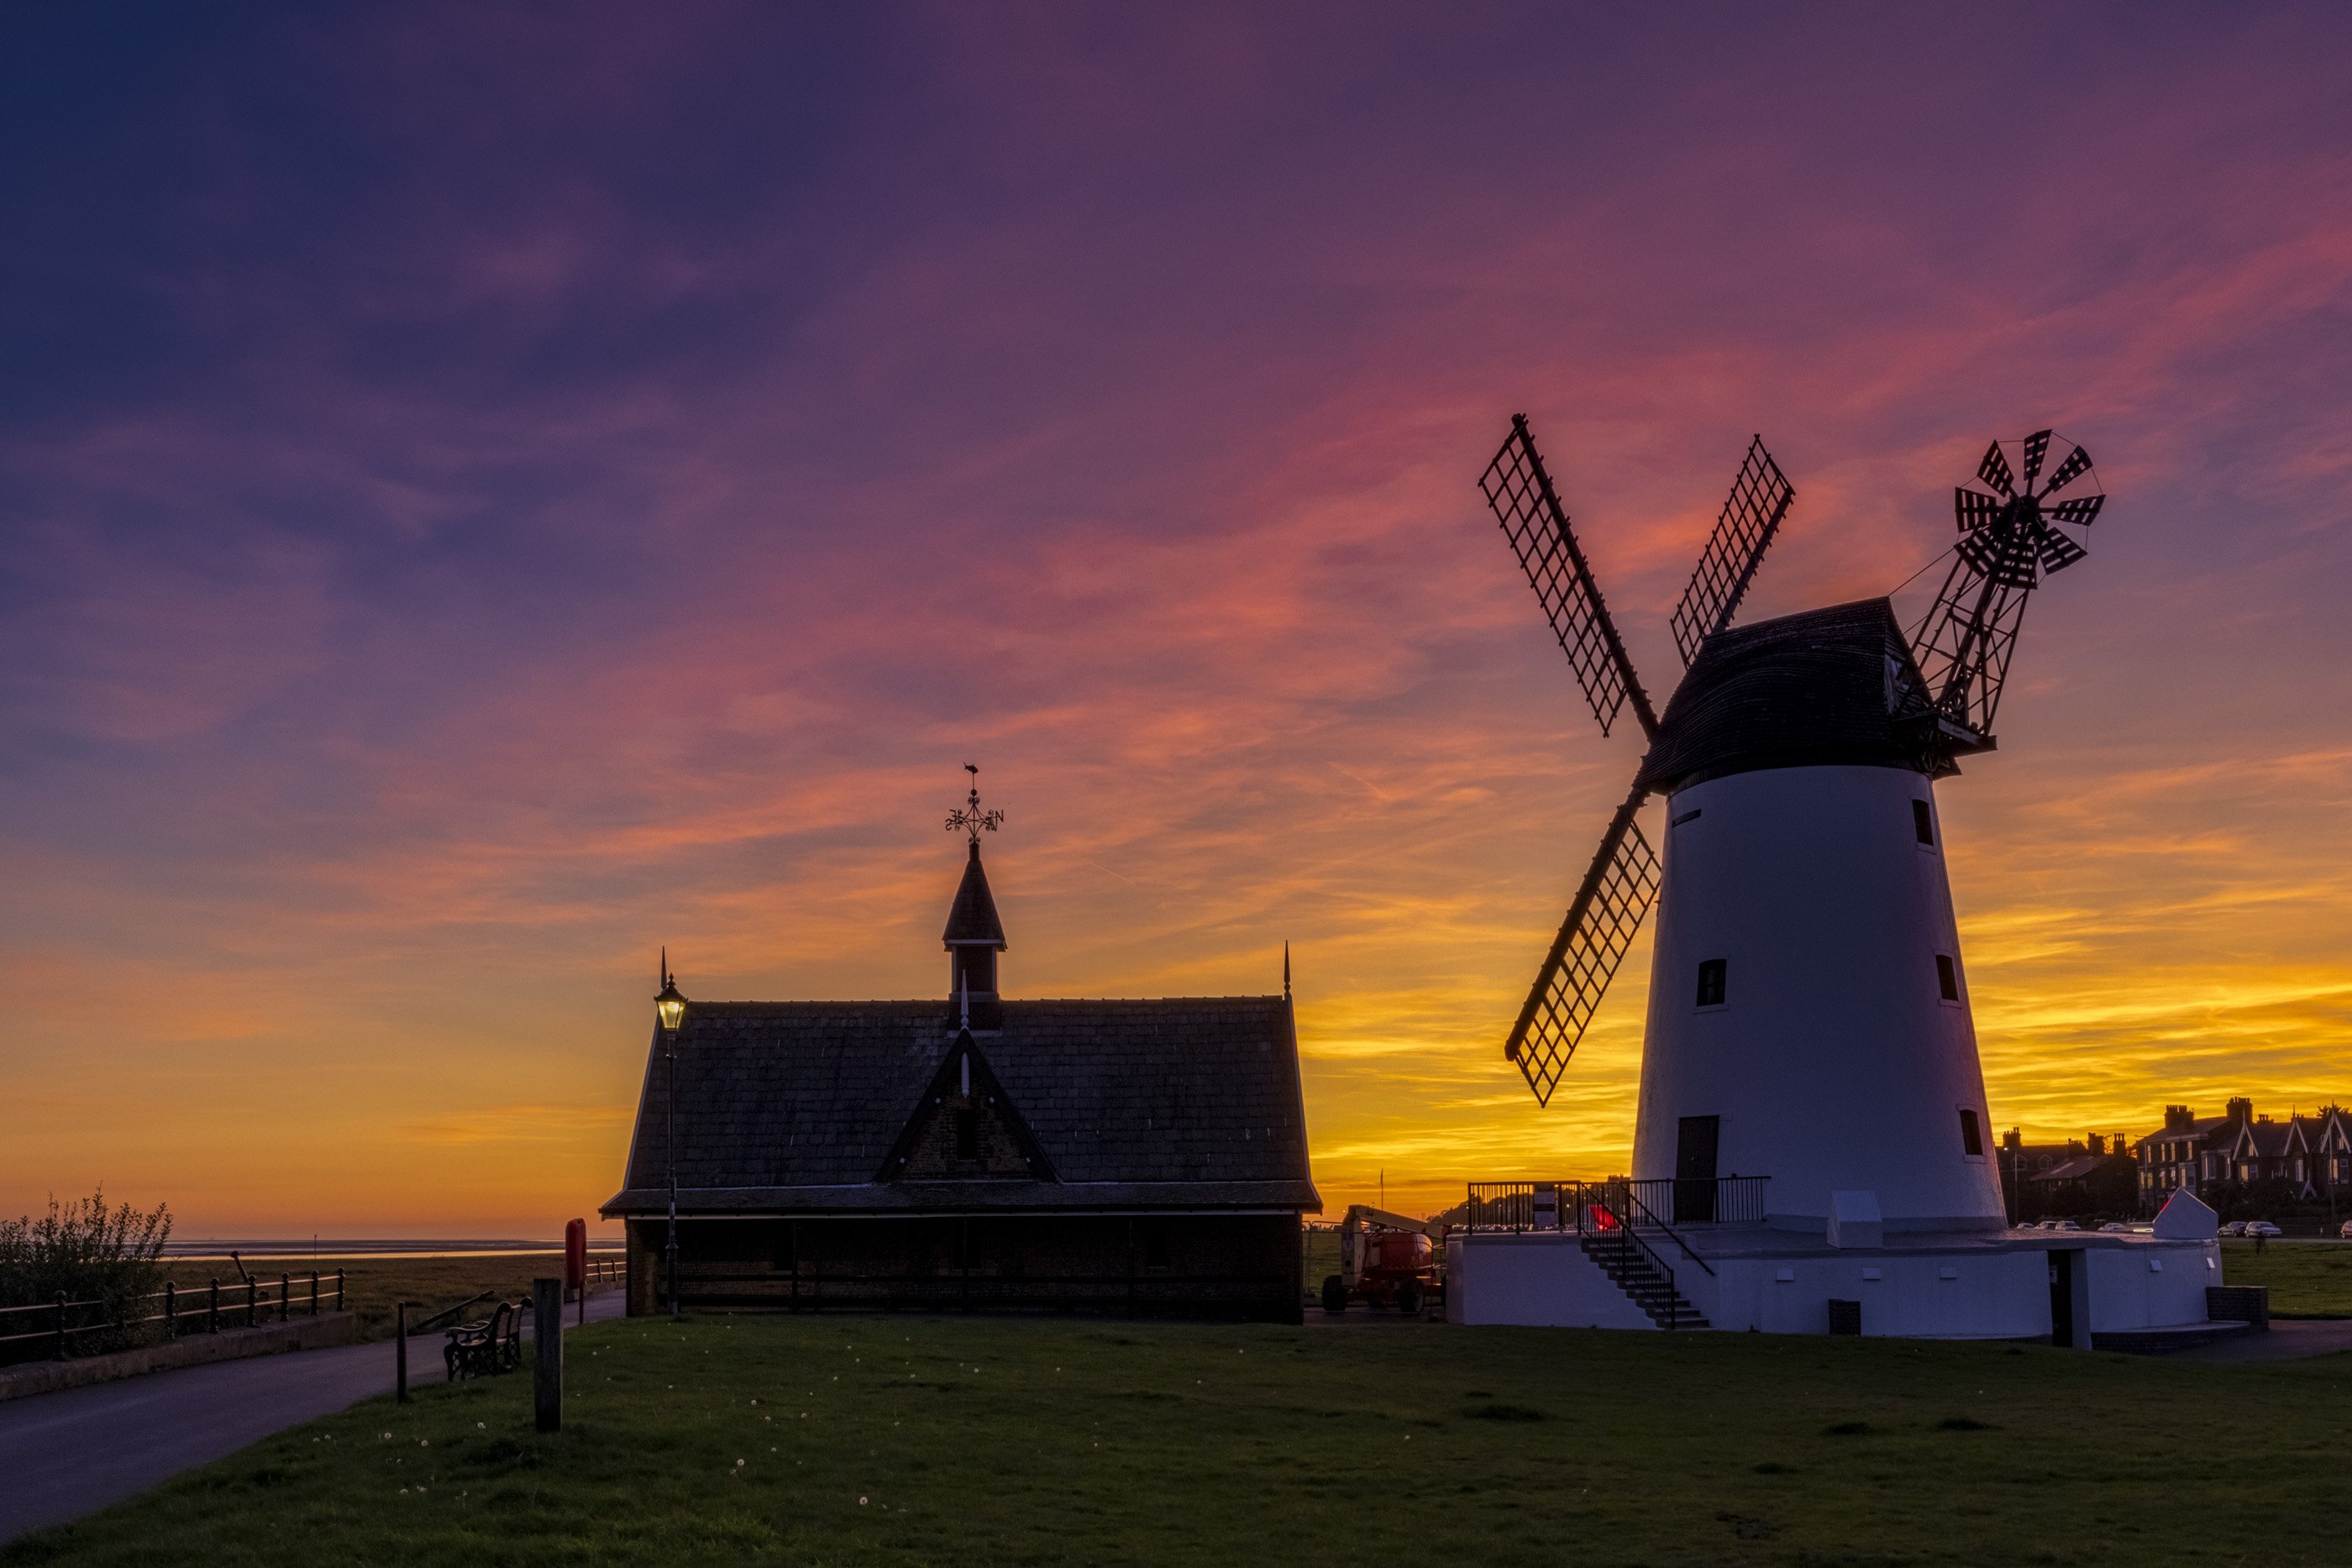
[564,1218,586,1298]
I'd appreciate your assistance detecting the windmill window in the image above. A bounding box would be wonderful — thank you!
[1695,959,1728,1008]
[1935,955,1961,1002]
[955,1108,980,1162]
[1912,800,1935,847]
[1959,1108,1984,1157]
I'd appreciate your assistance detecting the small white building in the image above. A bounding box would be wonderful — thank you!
[1449,1185,2225,1344]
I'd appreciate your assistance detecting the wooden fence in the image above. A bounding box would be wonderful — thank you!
[0,1271,347,1366]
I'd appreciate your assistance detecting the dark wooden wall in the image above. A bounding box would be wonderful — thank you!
[625,1213,1302,1322]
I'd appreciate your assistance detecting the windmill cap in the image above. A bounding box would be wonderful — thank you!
[1637,598,1962,794]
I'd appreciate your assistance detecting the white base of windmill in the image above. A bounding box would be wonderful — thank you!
[1630,764,2008,1234]
[1446,1192,2232,1342]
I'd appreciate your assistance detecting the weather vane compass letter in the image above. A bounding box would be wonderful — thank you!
[945,763,1004,846]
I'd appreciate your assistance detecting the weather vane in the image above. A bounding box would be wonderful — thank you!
[944,762,1004,846]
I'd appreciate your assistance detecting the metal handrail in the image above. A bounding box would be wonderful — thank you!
[1461,1176,1767,1242]
[1578,1206,1690,1329]
[1600,1181,1717,1278]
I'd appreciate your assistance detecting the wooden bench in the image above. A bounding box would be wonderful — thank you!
[443,1299,522,1381]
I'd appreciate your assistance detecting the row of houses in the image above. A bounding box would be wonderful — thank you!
[1994,1099,2352,1214]
[2133,1099,2352,1203]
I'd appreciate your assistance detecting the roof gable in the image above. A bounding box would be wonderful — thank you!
[875,1028,1057,1182]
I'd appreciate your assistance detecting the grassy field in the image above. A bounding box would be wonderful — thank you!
[162,1256,623,1342]
[8,1314,2349,1567]
[2217,1238,2352,1317]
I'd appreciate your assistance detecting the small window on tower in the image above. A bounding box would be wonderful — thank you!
[1696,958,1728,1008]
[1936,954,1961,1002]
[1913,800,1935,846]
[955,1107,980,1162]
[1959,1108,1984,1157]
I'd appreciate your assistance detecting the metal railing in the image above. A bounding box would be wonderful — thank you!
[1579,1203,1696,1329]
[0,1271,347,1365]
[1462,1176,1767,1236]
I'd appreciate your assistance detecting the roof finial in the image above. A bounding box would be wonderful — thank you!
[661,945,669,988]
[1283,941,1292,1001]
[945,762,1005,848]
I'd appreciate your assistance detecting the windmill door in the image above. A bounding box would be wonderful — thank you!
[1674,1115,1720,1223]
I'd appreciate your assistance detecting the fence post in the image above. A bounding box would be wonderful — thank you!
[396,1303,409,1403]
[246,1277,257,1329]
[310,1272,319,1317]
[533,1277,562,1433]
[165,1280,177,1339]
[336,1268,345,1310]
[280,1274,291,1324]
[53,1291,67,1360]
[208,1278,219,1335]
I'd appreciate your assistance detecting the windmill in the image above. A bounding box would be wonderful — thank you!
[1482,420,2104,1231]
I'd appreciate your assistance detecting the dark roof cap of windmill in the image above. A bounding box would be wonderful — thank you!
[1636,598,1977,794]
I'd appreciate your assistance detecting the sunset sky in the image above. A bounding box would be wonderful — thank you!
[3,4,2349,1237]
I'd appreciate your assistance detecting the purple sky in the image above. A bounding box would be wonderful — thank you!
[3,4,2349,1231]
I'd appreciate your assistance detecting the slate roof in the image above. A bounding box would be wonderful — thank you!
[602,997,1318,1216]
[2026,1155,2107,1185]
[942,844,1006,948]
[1636,598,1971,794]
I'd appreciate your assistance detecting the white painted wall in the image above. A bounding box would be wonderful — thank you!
[1448,1233,1658,1329]
[1707,1250,2048,1337]
[1633,764,2007,1231]
[2087,1240,2218,1330]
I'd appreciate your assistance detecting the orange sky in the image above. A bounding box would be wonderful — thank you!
[3,7,2349,1235]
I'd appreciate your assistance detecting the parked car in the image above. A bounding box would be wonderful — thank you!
[2098,1222,2131,1233]
[2046,1219,2081,1232]
[2339,1220,2352,1239]
[2245,1221,2283,1238]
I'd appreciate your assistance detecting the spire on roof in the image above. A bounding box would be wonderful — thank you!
[942,766,1007,1023]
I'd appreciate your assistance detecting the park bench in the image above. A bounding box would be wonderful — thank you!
[443,1299,522,1381]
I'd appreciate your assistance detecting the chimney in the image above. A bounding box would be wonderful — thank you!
[2226,1097,2254,1126]
[2088,1133,2106,1156]
[2165,1104,2194,1133]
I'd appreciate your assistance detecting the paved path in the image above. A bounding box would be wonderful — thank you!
[2174,1317,2352,1363]
[0,1292,627,1544]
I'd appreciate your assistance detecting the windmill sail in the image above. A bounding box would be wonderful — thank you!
[1480,417,1657,740]
[1668,436,1796,667]
[1504,785,1661,1107]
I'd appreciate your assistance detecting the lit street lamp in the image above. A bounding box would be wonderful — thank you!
[656,958,687,1321]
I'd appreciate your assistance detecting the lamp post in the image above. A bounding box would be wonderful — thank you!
[656,962,687,1321]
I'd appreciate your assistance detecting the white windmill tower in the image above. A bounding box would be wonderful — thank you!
[1480,422,2106,1237]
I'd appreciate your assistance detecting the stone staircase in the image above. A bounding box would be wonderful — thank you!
[1580,1232,1710,1329]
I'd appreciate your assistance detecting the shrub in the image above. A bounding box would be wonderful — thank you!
[0,1189,173,1361]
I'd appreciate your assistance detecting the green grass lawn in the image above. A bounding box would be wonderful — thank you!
[162,1256,622,1342]
[2218,1238,2352,1317]
[9,1314,2350,1567]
